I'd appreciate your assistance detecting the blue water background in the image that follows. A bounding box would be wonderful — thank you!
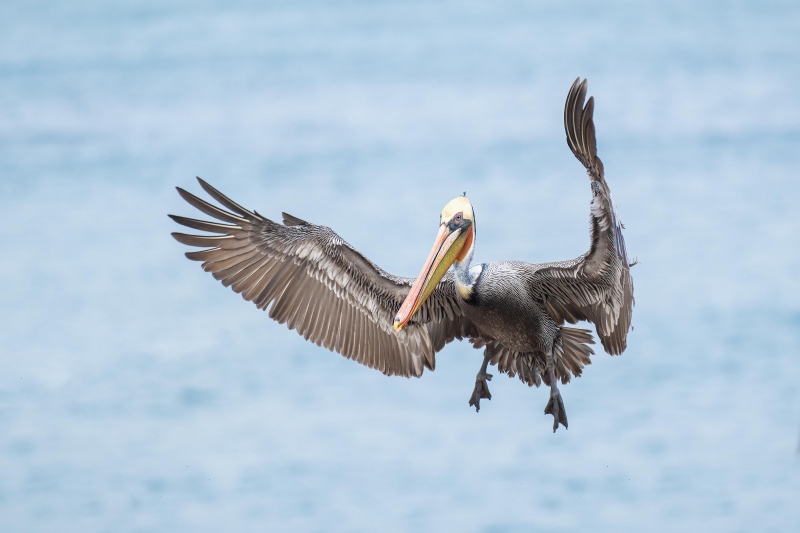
[1,1,799,531]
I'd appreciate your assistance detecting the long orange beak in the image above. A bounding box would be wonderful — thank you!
[393,223,469,332]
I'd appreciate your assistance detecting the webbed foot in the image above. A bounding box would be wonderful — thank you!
[544,388,568,432]
[468,372,492,412]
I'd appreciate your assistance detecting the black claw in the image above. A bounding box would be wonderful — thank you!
[469,397,480,412]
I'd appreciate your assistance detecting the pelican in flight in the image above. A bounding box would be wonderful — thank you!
[170,78,634,432]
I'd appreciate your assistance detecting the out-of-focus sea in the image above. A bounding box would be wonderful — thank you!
[1,1,798,531]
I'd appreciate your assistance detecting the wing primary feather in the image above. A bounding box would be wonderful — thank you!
[185,248,219,261]
[376,329,388,374]
[332,297,347,355]
[302,281,327,342]
[169,215,241,234]
[354,314,365,367]
[229,256,272,292]
[283,277,312,330]
[251,259,286,307]
[175,187,251,225]
[202,248,261,274]
[321,299,336,350]
[211,252,264,284]
[172,232,238,248]
[188,246,249,263]
[269,273,303,324]
[272,276,301,326]
[298,280,323,339]
[260,262,298,306]
[345,305,359,362]
[196,177,257,218]
[286,277,313,331]
[323,295,342,352]
[341,304,355,359]
[582,96,596,162]
[565,77,581,155]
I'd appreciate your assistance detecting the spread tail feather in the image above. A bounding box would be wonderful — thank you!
[484,326,595,387]
[554,326,595,384]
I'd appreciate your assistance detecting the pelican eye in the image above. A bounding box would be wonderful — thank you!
[455,213,463,223]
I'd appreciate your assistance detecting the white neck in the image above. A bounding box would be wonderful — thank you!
[454,228,479,298]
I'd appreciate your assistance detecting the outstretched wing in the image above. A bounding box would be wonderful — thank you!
[170,178,477,377]
[531,78,634,355]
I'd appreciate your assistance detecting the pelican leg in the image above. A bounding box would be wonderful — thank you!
[543,367,568,432]
[468,352,493,412]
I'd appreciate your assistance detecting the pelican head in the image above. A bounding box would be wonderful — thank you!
[393,196,475,332]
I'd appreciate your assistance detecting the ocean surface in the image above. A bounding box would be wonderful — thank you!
[2,1,799,531]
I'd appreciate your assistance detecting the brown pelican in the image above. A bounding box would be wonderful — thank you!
[170,78,634,432]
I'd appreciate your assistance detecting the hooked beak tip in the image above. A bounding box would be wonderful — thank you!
[393,319,403,332]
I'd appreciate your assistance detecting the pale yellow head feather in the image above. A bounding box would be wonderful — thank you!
[440,196,475,224]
